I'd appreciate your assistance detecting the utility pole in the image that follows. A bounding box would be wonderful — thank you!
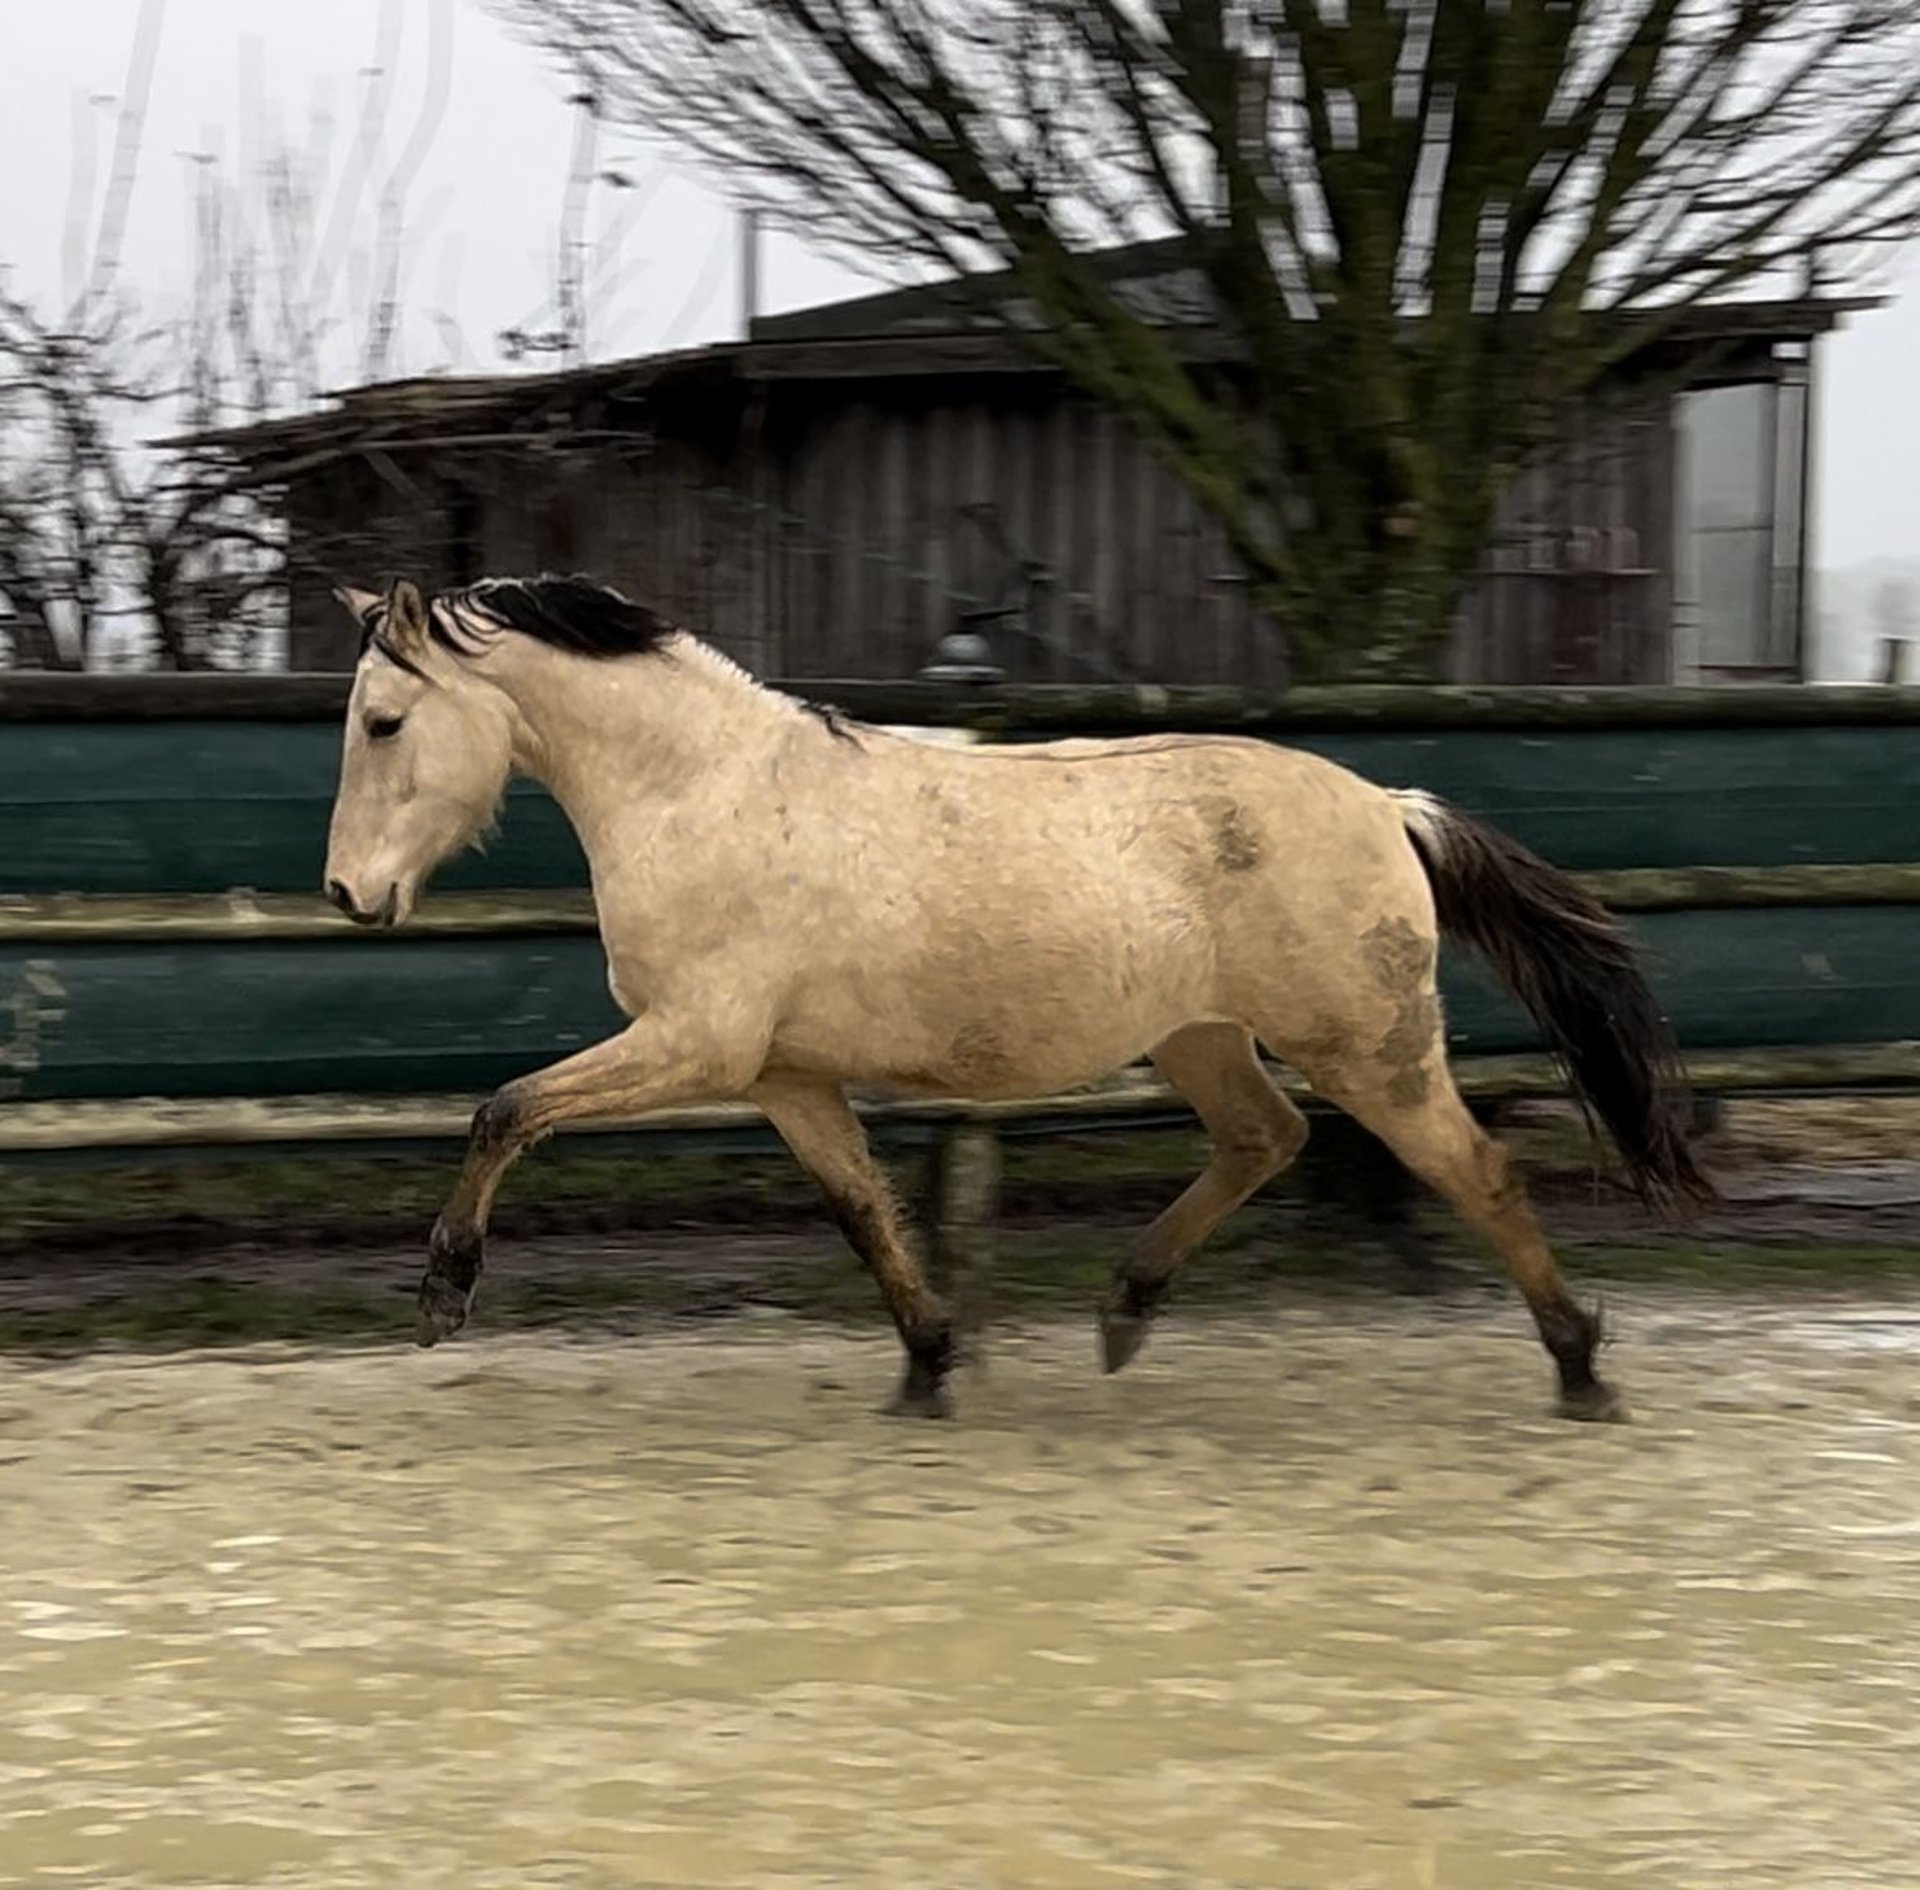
[739,208,761,339]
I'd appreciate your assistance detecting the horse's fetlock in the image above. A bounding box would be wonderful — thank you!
[909,1318,957,1378]
[1535,1297,1603,1387]
[415,1269,475,1348]
[1110,1267,1170,1324]
[470,1088,528,1155]
[428,1216,485,1291]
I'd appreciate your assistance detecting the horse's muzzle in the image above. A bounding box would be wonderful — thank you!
[326,879,399,928]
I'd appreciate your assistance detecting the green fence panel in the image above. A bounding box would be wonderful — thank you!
[1288,727,1920,871]
[0,725,586,896]
[5,718,1919,895]
[1435,905,1920,1058]
[5,907,1916,1104]
[0,936,623,1101]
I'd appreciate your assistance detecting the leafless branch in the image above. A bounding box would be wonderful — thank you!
[497,0,1920,677]
[0,0,473,670]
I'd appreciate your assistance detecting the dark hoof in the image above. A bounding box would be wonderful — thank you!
[1099,1306,1150,1375]
[885,1379,954,1420]
[1100,1275,1165,1374]
[1556,1379,1629,1424]
[416,1273,473,1348]
[885,1340,954,1419]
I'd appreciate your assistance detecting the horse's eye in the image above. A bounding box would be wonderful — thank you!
[367,715,405,741]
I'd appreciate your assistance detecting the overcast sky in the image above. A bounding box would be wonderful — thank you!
[5,0,1916,576]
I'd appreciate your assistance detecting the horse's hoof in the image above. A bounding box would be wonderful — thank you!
[1556,1379,1629,1424]
[416,1275,472,1348]
[1099,1307,1149,1375]
[883,1331,955,1418]
[885,1378,953,1420]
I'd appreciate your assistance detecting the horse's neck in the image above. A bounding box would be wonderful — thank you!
[502,635,788,856]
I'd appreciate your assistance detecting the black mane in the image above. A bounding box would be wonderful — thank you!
[440,574,678,659]
[352,572,861,738]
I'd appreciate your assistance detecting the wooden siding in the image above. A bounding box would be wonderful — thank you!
[277,368,1746,687]
[547,384,1287,686]
[281,380,1286,683]
[1454,395,1675,684]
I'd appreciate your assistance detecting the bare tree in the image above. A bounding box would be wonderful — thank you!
[499,0,1920,679]
[0,252,312,672]
[500,88,657,365]
[0,0,453,670]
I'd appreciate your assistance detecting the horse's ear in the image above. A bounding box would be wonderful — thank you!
[383,578,431,654]
[332,583,382,625]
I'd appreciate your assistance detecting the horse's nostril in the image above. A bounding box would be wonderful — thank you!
[325,878,355,915]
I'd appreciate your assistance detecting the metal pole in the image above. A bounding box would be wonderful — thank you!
[739,208,761,339]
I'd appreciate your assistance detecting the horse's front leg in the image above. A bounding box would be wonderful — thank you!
[418,1014,754,1346]
[751,1073,956,1418]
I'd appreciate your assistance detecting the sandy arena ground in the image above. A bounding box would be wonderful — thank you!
[5,1286,1920,1888]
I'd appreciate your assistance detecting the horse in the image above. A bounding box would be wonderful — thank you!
[322,573,1712,1422]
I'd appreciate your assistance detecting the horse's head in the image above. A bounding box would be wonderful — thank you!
[322,578,514,929]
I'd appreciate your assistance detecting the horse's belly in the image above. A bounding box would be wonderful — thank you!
[810,1034,1145,1103]
[768,942,1204,1101]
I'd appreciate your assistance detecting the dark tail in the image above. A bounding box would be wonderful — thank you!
[1395,790,1715,1214]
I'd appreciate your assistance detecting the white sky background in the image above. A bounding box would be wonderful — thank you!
[0,0,868,393]
[3,0,1915,581]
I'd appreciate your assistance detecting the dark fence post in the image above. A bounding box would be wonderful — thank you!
[929,1118,1002,1355]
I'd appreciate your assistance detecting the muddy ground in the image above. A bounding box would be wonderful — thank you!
[2,1096,1917,1351]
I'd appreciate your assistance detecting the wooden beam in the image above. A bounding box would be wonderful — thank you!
[0,890,600,942]
[5,1044,1917,1155]
[0,674,355,721]
[9,866,1919,943]
[1574,864,1920,911]
[10,672,1920,730]
[0,1069,1172,1153]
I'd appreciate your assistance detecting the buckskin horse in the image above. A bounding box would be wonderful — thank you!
[322,574,1710,1421]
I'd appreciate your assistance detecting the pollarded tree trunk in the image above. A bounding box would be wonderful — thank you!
[0,601,76,671]
[1242,472,1498,684]
[0,548,78,671]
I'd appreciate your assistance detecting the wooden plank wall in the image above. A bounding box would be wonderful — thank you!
[10,690,1920,895]
[278,374,1678,686]
[545,378,1672,687]
[11,909,1920,1105]
[1453,396,1674,684]
[745,385,1285,685]
[464,382,1293,686]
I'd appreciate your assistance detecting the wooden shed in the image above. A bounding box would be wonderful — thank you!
[186,257,1863,684]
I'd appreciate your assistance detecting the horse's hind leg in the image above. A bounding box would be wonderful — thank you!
[1296,1042,1624,1424]
[1100,1022,1308,1373]
[752,1073,955,1418]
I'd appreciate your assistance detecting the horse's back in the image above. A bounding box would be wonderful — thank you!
[928,727,1400,865]
[931,721,1434,988]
